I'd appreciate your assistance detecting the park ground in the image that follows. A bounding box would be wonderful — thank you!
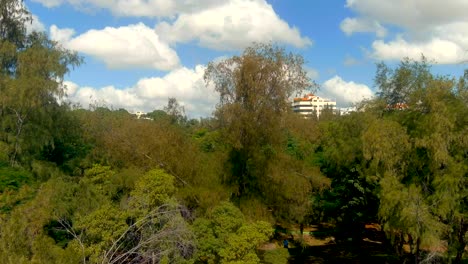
[258,223,465,264]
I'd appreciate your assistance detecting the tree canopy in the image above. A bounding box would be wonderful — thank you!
[0,4,467,262]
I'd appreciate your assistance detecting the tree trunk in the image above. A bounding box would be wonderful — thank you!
[415,237,421,264]
[454,219,467,264]
[10,113,23,166]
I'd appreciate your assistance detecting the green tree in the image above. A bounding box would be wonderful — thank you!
[204,43,313,198]
[314,111,380,239]
[375,56,432,107]
[2,32,81,165]
[369,59,468,263]
[193,202,272,264]
[129,169,176,211]
[0,1,82,166]
[164,97,187,125]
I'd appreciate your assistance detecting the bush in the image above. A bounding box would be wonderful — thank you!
[263,248,289,264]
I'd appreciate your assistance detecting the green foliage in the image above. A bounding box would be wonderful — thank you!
[0,165,32,192]
[263,248,289,264]
[82,164,115,197]
[370,59,468,261]
[0,0,31,50]
[375,56,432,106]
[164,97,187,125]
[0,18,467,263]
[76,204,129,263]
[193,202,273,264]
[315,112,379,231]
[0,164,35,214]
[219,221,272,263]
[129,169,176,211]
[0,2,82,166]
[205,43,313,198]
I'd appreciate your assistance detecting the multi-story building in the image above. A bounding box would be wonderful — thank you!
[292,93,337,117]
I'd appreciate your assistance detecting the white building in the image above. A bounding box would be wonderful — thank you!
[292,93,337,117]
[134,111,146,119]
[338,107,356,115]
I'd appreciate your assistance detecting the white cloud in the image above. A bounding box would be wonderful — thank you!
[65,65,218,118]
[155,0,311,50]
[20,4,45,33]
[41,0,310,52]
[50,23,179,70]
[63,81,79,95]
[321,76,373,106]
[342,0,468,64]
[32,0,223,17]
[33,0,62,8]
[344,0,468,31]
[26,14,45,33]
[371,37,466,64]
[50,25,75,44]
[340,17,387,38]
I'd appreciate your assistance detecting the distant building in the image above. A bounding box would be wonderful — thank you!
[134,111,146,119]
[292,93,337,117]
[338,107,356,115]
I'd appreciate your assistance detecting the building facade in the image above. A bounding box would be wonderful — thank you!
[292,93,337,117]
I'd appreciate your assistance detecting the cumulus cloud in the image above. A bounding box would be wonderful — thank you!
[64,65,218,118]
[50,25,75,43]
[340,17,387,38]
[344,0,468,31]
[50,23,179,70]
[342,0,468,64]
[321,76,373,106]
[41,0,310,52]
[154,0,311,50]
[371,37,466,64]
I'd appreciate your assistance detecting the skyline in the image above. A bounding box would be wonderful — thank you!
[25,0,468,117]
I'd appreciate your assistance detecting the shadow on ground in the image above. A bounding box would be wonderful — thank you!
[265,223,400,264]
[286,240,399,264]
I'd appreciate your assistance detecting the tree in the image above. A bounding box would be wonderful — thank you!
[375,56,432,107]
[369,59,468,263]
[129,169,176,211]
[0,4,82,165]
[164,97,187,125]
[315,112,379,239]
[204,43,313,198]
[193,202,272,264]
[1,0,82,166]
[0,0,31,78]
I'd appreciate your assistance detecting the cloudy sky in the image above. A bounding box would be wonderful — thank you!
[26,0,468,117]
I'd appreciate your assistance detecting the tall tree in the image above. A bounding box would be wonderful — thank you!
[204,43,312,198]
[0,0,30,76]
[370,59,468,263]
[0,1,81,165]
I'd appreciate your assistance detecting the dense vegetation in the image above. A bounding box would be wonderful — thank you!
[0,1,467,263]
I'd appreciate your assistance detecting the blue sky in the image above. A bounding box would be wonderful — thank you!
[25,0,468,117]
